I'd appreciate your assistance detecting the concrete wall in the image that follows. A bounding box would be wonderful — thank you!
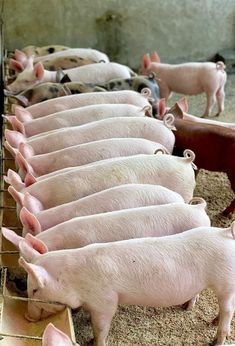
[3,0,235,69]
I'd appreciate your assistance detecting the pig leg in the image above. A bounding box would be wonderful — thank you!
[215,87,225,116]
[90,298,118,346]
[203,91,216,118]
[182,294,199,311]
[213,294,235,345]
[159,84,172,101]
[223,199,235,217]
[223,172,235,216]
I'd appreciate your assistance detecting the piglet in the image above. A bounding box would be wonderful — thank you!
[19,222,235,345]
[4,81,104,107]
[42,323,76,346]
[16,47,109,63]
[10,55,96,74]
[19,184,184,234]
[20,45,70,57]
[6,103,151,137]
[3,198,210,254]
[7,62,135,93]
[6,151,196,212]
[172,119,235,216]
[4,115,175,155]
[140,51,227,117]
[15,138,168,177]
[11,89,152,118]
[163,97,235,131]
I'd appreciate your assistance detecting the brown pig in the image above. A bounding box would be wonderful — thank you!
[172,119,235,216]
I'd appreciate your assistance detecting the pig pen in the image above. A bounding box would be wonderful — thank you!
[0,56,235,346]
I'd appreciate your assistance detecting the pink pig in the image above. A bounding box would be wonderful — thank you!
[11,89,152,118]
[5,103,151,137]
[14,138,168,177]
[140,51,227,117]
[42,323,76,346]
[160,97,235,130]
[7,61,135,93]
[18,184,184,234]
[19,221,235,345]
[6,151,196,213]
[15,47,109,64]
[4,115,175,155]
[3,199,210,255]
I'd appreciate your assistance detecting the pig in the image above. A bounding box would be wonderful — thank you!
[4,115,175,155]
[7,62,135,93]
[20,45,70,57]
[42,323,76,346]
[18,221,235,345]
[10,55,96,75]
[156,98,235,215]
[4,82,106,107]
[3,198,210,253]
[12,89,152,118]
[19,184,185,234]
[15,47,109,64]
[160,97,235,131]
[5,103,151,137]
[103,74,160,103]
[172,119,235,216]
[14,138,169,177]
[6,151,197,213]
[140,51,227,117]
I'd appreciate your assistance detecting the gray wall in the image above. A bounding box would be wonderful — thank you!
[3,0,235,69]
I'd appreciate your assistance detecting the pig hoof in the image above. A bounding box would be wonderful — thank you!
[212,316,219,326]
[181,301,194,310]
[209,341,215,346]
[87,338,95,346]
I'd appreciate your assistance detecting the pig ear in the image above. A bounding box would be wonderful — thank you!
[9,59,24,73]
[25,233,48,254]
[4,129,26,149]
[43,323,72,346]
[167,102,184,119]
[34,62,44,80]
[14,106,32,122]
[2,227,23,249]
[177,97,189,113]
[3,140,18,158]
[142,54,151,69]
[20,207,42,235]
[19,240,41,262]
[15,152,33,175]
[14,49,27,64]
[150,51,161,63]
[5,169,25,191]
[18,257,48,288]
[8,186,24,207]
[11,95,29,107]
[19,142,34,159]
[23,192,44,214]
[25,173,37,187]
[157,98,166,119]
[3,115,25,135]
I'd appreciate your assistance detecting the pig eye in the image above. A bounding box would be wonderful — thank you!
[32,288,38,295]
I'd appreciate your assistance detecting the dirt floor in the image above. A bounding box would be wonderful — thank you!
[73,75,235,346]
